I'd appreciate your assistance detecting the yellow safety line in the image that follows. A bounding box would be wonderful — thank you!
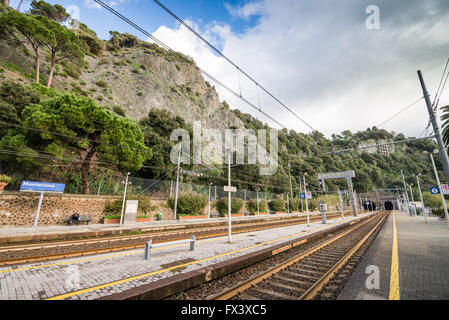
[46,226,328,300]
[389,212,400,300]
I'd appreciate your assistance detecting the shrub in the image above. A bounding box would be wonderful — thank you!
[99,57,110,65]
[268,199,285,212]
[95,80,108,88]
[308,202,317,212]
[137,91,143,97]
[80,80,87,86]
[63,64,81,79]
[104,200,122,214]
[113,105,126,117]
[0,175,11,183]
[175,64,181,71]
[289,198,300,211]
[167,195,208,216]
[215,198,244,215]
[247,199,267,214]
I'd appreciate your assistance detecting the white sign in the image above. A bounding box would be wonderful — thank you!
[224,186,237,193]
[306,191,312,200]
[124,200,139,225]
[442,184,449,195]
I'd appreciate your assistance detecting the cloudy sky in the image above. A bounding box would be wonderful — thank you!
[11,0,449,137]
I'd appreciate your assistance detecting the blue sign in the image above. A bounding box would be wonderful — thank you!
[20,181,65,193]
[300,193,306,199]
[430,187,440,195]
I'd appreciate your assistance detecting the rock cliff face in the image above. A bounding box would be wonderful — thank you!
[0,31,244,130]
[79,46,243,130]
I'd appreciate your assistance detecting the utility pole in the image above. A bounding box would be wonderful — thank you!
[288,163,293,200]
[208,183,212,219]
[97,170,104,196]
[120,172,130,225]
[226,148,232,242]
[299,179,304,212]
[418,70,449,185]
[256,189,260,214]
[416,174,427,223]
[430,153,449,228]
[338,187,344,217]
[409,184,417,217]
[303,173,310,227]
[173,149,181,220]
[401,170,411,215]
[287,192,290,214]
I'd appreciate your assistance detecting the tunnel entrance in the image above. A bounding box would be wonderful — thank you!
[384,201,394,211]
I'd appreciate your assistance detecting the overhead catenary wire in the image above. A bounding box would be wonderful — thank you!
[92,0,286,129]
[377,97,424,128]
[152,0,316,132]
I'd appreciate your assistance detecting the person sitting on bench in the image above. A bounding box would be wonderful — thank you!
[67,212,80,226]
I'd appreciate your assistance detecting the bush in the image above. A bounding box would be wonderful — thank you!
[63,63,81,79]
[308,202,317,212]
[289,198,300,211]
[0,175,11,183]
[167,195,208,216]
[268,199,285,212]
[247,199,267,214]
[215,198,244,215]
[95,80,108,88]
[113,105,126,117]
[104,196,155,215]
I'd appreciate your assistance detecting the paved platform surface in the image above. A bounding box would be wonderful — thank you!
[339,211,449,300]
[0,212,371,300]
[0,212,328,239]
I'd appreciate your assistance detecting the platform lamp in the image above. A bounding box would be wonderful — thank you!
[303,173,310,227]
[415,174,427,223]
[120,172,131,226]
[426,150,449,228]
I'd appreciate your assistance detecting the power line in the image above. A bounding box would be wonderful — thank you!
[152,0,316,132]
[377,97,424,128]
[92,0,287,129]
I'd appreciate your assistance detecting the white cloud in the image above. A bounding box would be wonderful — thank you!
[150,0,449,137]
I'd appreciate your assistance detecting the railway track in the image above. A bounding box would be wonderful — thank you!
[208,211,387,300]
[0,212,348,266]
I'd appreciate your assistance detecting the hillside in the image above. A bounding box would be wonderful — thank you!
[0,2,446,207]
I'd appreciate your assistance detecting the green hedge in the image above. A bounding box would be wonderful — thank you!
[247,199,267,214]
[215,198,244,215]
[289,198,300,211]
[0,175,11,183]
[167,195,208,216]
[268,199,285,212]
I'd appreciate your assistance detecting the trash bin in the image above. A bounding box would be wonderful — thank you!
[156,213,162,221]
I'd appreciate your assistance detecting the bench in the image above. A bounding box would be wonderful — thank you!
[144,236,195,260]
[63,215,92,226]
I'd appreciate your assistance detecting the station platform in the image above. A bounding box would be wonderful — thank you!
[339,211,449,300]
[0,211,334,244]
[0,211,373,300]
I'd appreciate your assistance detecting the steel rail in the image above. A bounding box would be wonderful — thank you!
[209,211,386,300]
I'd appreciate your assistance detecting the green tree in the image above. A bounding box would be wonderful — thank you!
[21,94,150,194]
[30,1,70,22]
[36,15,83,88]
[440,105,449,147]
[0,10,50,84]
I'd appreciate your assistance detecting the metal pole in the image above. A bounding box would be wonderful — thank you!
[416,175,427,223]
[97,171,104,196]
[347,177,358,216]
[401,170,411,215]
[169,180,173,198]
[409,185,417,217]
[244,189,246,201]
[120,173,130,225]
[33,192,44,228]
[430,153,449,228]
[173,149,181,220]
[257,190,259,214]
[288,163,293,199]
[208,185,211,219]
[418,70,449,185]
[214,185,217,201]
[338,187,344,217]
[299,179,304,212]
[227,150,232,242]
[303,175,310,227]
[287,192,290,214]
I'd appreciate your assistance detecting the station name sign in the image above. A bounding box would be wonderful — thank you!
[20,181,65,193]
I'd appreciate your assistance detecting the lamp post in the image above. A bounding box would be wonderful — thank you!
[409,183,417,217]
[120,172,131,226]
[303,173,310,227]
[226,148,232,243]
[429,152,449,229]
[416,174,427,223]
